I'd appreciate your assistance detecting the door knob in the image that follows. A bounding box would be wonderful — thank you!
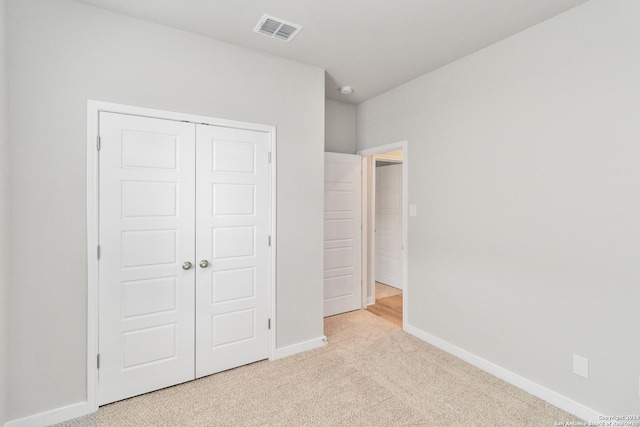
[182,261,193,270]
[199,260,209,269]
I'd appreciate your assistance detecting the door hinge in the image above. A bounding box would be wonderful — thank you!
[97,136,101,151]
[268,235,272,246]
[268,318,271,330]
[97,353,100,369]
[268,152,272,164]
[97,245,101,260]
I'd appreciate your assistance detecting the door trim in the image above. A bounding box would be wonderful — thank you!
[86,100,277,411]
[357,141,408,329]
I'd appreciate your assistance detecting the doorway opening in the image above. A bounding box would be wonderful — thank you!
[358,142,408,328]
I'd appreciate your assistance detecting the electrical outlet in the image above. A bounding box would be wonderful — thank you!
[409,204,417,216]
[573,355,589,378]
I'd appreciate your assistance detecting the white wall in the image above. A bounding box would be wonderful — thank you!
[6,0,324,420]
[325,99,356,154]
[0,0,9,424]
[357,0,640,415]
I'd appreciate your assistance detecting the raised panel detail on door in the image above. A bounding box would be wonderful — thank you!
[122,277,177,318]
[122,131,177,169]
[213,184,255,215]
[122,182,177,217]
[122,324,177,368]
[121,230,178,268]
[212,268,255,303]
[212,226,255,259]
[213,140,255,173]
[375,163,403,289]
[212,309,255,346]
[195,125,270,378]
[323,152,362,317]
[98,112,196,405]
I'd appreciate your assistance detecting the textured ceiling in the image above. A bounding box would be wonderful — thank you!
[74,0,590,104]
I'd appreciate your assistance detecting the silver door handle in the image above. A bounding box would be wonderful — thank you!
[199,260,209,269]
[182,261,193,270]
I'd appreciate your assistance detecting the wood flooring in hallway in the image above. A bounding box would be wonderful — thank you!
[366,282,402,327]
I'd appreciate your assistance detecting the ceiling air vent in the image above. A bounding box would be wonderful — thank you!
[254,14,302,42]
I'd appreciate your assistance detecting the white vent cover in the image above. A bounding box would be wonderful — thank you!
[254,14,302,42]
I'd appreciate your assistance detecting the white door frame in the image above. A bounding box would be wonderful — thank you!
[357,141,408,328]
[86,100,277,411]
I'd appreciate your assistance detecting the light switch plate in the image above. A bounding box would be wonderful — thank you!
[573,355,589,378]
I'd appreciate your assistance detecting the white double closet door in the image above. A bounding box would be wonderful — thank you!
[98,112,270,405]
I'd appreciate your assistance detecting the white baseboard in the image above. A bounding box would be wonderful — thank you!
[5,401,94,427]
[403,323,602,423]
[271,335,327,360]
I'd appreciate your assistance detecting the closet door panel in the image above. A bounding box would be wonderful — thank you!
[195,125,270,378]
[98,113,196,405]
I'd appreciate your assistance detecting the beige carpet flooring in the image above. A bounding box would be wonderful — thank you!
[55,310,582,426]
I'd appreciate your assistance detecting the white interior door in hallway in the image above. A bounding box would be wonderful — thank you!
[375,163,403,289]
[98,112,271,405]
[323,152,362,317]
